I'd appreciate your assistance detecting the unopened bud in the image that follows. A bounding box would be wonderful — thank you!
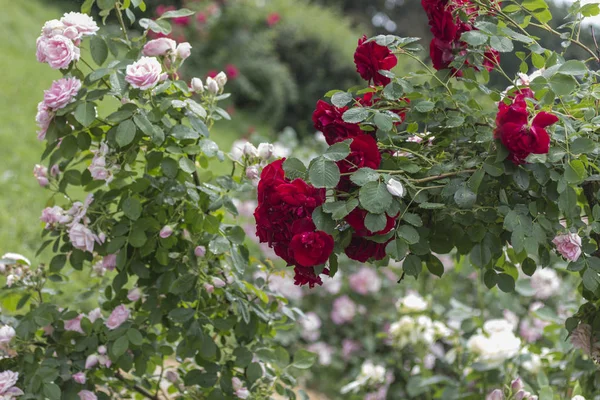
[511,378,523,393]
[206,77,219,94]
[215,71,227,89]
[257,143,274,160]
[242,142,258,158]
[246,166,260,181]
[191,77,204,93]
[386,178,405,198]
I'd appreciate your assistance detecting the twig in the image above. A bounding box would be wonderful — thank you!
[408,169,477,184]
[115,372,158,400]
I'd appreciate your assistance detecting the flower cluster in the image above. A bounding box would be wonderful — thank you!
[421,0,499,75]
[388,314,451,349]
[254,160,334,287]
[487,377,538,400]
[0,253,39,289]
[36,12,98,69]
[88,142,118,183]
[35,77,82,140]
[340,360,387,395]
[467,319,522,367]
[494,89,559,164]
[40,194,104,254]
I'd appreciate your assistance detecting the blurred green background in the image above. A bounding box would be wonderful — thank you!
[0,0,587,263]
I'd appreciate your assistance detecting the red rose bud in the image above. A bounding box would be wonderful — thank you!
[354,35,398,86]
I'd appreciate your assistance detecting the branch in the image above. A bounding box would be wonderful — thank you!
[582,181,600,257]
[409,169,477,184]
[115,372,158,400]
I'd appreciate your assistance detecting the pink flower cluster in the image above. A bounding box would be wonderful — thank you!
[85,345,112,369]
[40,194,104,254]
[0,253,38,289]
[37,12,98,69]
[142,38,192,64]
[35,77,82,140]
[88,142,118,183]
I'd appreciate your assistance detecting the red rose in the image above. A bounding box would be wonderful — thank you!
[354,35,398,87]
[289,230,334,267]
[337,134,381,175]
[293,266,329,288]
[494,92,558,164]
[225,64,239,80]
[312,100,363,145]
[345,208,396,237]
[421,0,459,42]
[344,236,389,262]
[266,12,281,27]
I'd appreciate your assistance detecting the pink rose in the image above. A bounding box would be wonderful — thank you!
[105,305,130,330]
[348,267,381,296]
[0,371,23,397]
[88,308,102,323]
[204,283,215,293]
[552,232,582,261]
[69,223,97,253]
[61,12,99,37]
[40,206,67,227]
[98,345,107,355]
[43,77,82,110]
[102,254,117,271]
[72,372,86,384]
[88,156,111,181]
[175,42,192,60]
[41,20,67,38]
[35,101,53,140]
[159,225,173,238]
[0,326,15,344]
[125,57,163,90]
[232,377,250,399]
[64,314,84,334]
[40,35,81,69]
[195,246,206,257]
[78,390,98,400]
[33,164,49,187]
[127,288,142,302]
[331,295,356,325]
[212,277,226,288]
[142,38,176,57]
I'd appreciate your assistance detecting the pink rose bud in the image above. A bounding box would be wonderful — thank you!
[206,77,219,94]
[160,226,174,238]
[215,71,227,89]
[246,166,260,181]
[125,57,163,90]
[97,345,107,355]
[212,277,226,288]
[511,377,523,392]
[78,390,97,400]
[85,354,99,369]
[191,77,204,93]
[102,254,117,271]
[165,370,179,383]
[486,389,504,400]
[242,143,258,158]
[257,143,273,160]
[552,232,582,261]
[195,246,206,257]
[142,38,176,57]
[33,164,49,187]
[50,164,60,177]
[104,305,130,330]
[0,326,15,344]
[72,372,86,384]
[203,283,215,293]
[127,288,142,302]
[175,42,192,60]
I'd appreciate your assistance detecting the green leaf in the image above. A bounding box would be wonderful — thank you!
[134,113,164,145]
[374,112,394,132]
[470,243,491,268]
[139,18,171,35]
[234,347,253,368]
[454,186,477,209]
[324,142,351,162]
[283,158,306,180]
[426,255,444,277]
[116,119,137,147]
[549,74,577,96]
[168,308,195,322]
[308,157,340,188]
[350,168,380,186]
[291,349,317,369]
[468,169,485,193]
[81,0,95,14]
[331,92,353,107]
[74,103,96,127]
[123,197,142,220]
[90,36,109,66]
[584,268,600,293]
[386,239,408,260]
[312,207,336,234]
[570,138,595,154]
[43,383,61,400]
[490,36,514,52]
[126,328,144,346]
[158,8,195,19]
[246,363,263,383]
[97,0,116,9]
[364,213,387,233]
[342,108,369,123]
[359,181,393,214]
[564,159,586,183]
[461,30,488,46]
[50,254,67,272]
[497,273,516,292]
[171,125,199,140]
[403,255,422,277]
[397,225,419,245]
[112,335,129,357]
[558,60,587,76]
[179,157,196,174]
[415,101,434,113]
[322,199,358,220]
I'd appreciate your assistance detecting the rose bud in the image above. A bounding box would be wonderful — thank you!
[257,143,274,160]
[386,178,405,198]
[191,77,204,93]
[206,77,219,94]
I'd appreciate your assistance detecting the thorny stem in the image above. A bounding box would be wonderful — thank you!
[115,2,130,44]
[115,372,158,400]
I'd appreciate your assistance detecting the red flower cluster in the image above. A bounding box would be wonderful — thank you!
[354,35,398,86]
[421,0,499,75]
[494,90,558,164]
[254,160,334,287]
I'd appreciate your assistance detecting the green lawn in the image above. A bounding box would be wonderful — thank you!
[0,0,269,263]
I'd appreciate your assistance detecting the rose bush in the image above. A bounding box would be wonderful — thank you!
[253,0,600,396]
[0,2,316,399]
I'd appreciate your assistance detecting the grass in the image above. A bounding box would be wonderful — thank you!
[0,0,270,264]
